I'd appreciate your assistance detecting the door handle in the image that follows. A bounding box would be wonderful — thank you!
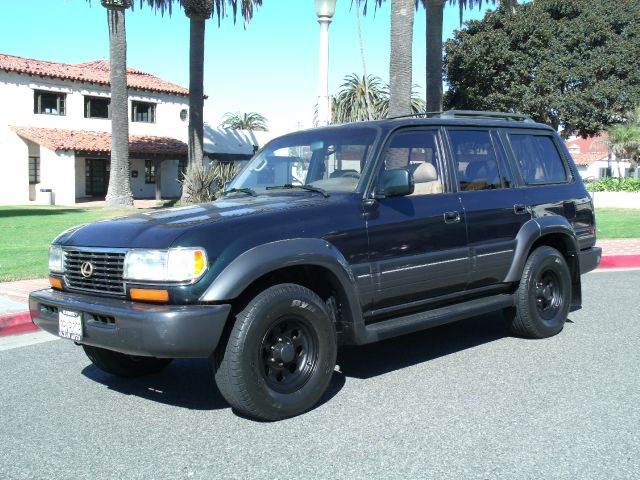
[514,204,527,215]
[444,211,461,224]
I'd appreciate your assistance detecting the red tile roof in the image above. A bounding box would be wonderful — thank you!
[0,53,188,97]
[565,133,609,166]
[11,127,187,157]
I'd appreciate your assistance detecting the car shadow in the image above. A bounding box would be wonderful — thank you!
[82,310,559,414]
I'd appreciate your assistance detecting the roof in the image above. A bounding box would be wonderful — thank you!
[203,124,274,156]
[0,53,188,97]
[565,133,609,166]
[11,127,187,157]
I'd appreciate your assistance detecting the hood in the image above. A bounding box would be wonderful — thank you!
[55,194,320,249]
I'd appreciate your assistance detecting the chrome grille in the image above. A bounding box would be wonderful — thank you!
[63,249,126,296]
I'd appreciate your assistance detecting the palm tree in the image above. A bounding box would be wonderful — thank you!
[331,73,425,123]
[354,0,374,120]
[608,108,640,170]
[422,0,517,111]
[389,0,416,117]
[142,0,262,203]
[220,112,268,131]
[88,0,135,207]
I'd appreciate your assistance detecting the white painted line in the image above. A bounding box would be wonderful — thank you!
[589,267,640,274]
[0,330,60,352]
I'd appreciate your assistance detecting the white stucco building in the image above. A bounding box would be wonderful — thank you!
[565,132,637,181]
[0,53,196,205]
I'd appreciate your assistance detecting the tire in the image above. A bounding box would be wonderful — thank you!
[82,345,172,377]
[507,246,572,339]
[214,283,337,421]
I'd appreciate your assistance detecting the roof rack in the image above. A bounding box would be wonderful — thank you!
[388,110,533,122]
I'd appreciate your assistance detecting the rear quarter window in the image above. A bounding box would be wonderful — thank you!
[508,134,570,185]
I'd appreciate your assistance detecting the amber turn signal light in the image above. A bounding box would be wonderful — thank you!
[49,276,63,290]
[130,288,169,303]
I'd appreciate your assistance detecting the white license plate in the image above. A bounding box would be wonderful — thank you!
[58,310,82,341]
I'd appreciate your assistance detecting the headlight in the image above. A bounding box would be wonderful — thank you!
[123,247,208,283]
[48,245,64,273]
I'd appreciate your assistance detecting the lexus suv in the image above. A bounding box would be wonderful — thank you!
[30,111,601,420]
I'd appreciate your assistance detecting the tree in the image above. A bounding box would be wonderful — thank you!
[89,0,135,207]
[444,0,640,138]
[143,0,262,203]
[220,112,268,131]
[608,108,640,168]
[331,73,425,123]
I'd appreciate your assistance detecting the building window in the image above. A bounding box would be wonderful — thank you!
[132,101,156,123]
[180,108,188,121]
[599,167,612,178]
[145,160,156,184]
[85,96,110,119]
[28,156,40,184]
[34,90,65,115]
[178,158,188,179]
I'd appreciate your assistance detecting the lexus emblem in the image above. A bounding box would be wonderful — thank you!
[80,261,94,278]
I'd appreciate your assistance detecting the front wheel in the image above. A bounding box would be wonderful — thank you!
[82,345,172,377]
[214,283,337,421]
[507,246,572,339]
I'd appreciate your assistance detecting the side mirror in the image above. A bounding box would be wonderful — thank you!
[378,168,414,198]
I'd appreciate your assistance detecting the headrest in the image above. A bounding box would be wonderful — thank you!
[413,162,438,183]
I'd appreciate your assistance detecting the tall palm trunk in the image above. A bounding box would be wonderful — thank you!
[388,0,415,117]
[102,0,133,207]
[425,0,444,112]
[181,1,210,203]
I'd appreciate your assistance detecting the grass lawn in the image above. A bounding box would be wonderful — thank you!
[595,208,640,239]
[0,206,137,282]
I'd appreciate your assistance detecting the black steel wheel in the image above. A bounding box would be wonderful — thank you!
[508,245,572,339]
[214,283,337,421]
[260,317,319,394]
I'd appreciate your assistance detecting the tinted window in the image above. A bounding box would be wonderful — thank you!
[448,129,502,191]
[509,134,569,184]
[380,130,443,196]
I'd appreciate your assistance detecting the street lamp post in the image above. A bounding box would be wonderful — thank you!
[315,0,336,127]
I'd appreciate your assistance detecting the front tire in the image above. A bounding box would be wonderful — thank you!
[82,345,172,377]
[508,246,572,338]
[214,283,337,421]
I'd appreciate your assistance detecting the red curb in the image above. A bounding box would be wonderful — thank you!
[599,255,640,269]
[0,311,38,337]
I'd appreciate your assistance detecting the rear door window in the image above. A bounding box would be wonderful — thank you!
[508,134,569,185]
[447,129,504,191]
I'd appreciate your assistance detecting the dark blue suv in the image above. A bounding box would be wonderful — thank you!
[30,111,601,420]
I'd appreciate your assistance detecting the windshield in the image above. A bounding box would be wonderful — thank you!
[228,127,377,194]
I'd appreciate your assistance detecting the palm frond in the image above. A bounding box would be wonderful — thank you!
[220,112,268,131]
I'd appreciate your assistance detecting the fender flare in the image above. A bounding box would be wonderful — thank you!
[200,238,363,331]
[504,215,579,283]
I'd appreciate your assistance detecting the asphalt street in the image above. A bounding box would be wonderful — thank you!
[0,270,638,480]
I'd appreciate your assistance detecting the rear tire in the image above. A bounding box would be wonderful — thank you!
[214,283,337,421]
[82,345,172,377]
[508,246,572,339]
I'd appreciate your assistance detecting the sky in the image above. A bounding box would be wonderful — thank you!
[0,0,493,135]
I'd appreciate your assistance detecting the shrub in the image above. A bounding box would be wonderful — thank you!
[179,161,241,204]
[586,177,640,192]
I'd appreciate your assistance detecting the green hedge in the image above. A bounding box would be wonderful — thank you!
[586,178,640,192]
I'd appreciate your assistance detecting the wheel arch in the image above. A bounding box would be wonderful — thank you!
[505,216,582,308]
[200,239,363,343]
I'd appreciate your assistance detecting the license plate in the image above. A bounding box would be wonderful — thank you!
[58,310,82,341]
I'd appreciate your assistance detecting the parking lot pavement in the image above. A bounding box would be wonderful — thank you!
[0,270,638,480]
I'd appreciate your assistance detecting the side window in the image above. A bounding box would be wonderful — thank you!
[508,134,569,184]
[380,130,443,196]
[448,129,503,191]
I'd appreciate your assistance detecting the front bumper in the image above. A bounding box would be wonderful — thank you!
[579,246,602,274]
[29,289,231,358]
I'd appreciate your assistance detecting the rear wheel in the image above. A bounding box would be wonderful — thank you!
[214,283,337,421]
[82,345,172,377]
[507,246,572,339]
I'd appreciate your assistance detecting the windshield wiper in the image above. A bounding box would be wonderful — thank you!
[266,184,330,198]
[221,187,257,197]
